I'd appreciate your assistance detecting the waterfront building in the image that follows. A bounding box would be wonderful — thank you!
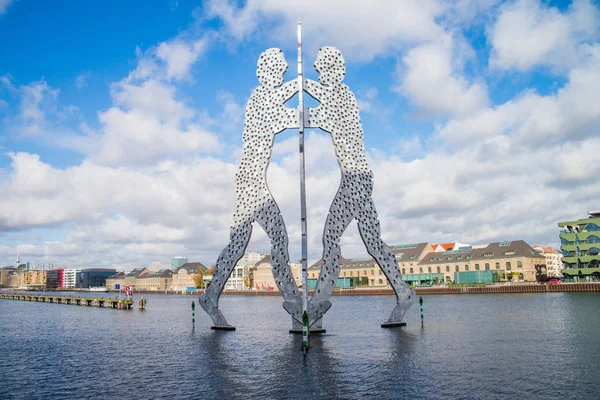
[135,269,173,291]
[558,211,600,282]
[252,256,275,290]
[62,269,81,288]
[251,257,301,291]
[306,243,434,289]
[225,252,267,290]
[417,240,545,283]
[124,267,149,287]
[46,269,63,290]
[533,246,563,278]
[0,267,16,288]
[307,258,373,289]
[78,268,118,288]
[171,262,207,290]
[171,257,188,269]
[6,267,24,288]
[22,270,47,289]
[393,243,438,285]
[26,261,56,271]
[106,272,126,290]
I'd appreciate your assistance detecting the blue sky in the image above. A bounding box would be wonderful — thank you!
[1,0,599,268]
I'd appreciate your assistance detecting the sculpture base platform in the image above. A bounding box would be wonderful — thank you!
[289,328,326,334]
[381,322,406,328]
[211,326,236,331]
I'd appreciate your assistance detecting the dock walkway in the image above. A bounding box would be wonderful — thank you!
[0,293,134,309]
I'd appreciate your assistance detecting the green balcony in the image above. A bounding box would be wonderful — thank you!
[563,255,600,264]
[560,232,600,242]
[562,268,600,277]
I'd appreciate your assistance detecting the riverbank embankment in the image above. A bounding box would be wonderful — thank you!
[102,282,600,296]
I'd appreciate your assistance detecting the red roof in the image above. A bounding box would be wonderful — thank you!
[432,243,454,251]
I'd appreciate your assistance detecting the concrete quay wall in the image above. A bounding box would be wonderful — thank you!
[221,283,600,296]
[106,283,600,296]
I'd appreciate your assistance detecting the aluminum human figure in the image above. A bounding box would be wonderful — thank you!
[199,48,303,328]
[304,46,415,326]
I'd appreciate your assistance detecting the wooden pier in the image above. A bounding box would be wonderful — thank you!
[0,293,134,310]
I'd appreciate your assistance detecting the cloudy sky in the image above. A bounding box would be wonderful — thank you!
[1,0,598,269]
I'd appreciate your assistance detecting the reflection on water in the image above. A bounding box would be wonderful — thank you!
[1,292,599,399]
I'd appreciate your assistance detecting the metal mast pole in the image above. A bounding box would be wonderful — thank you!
[297,21,309,353]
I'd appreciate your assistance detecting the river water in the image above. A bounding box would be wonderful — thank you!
[0,292,598,399]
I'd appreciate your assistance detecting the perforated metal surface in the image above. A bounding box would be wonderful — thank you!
[305,46,415,326]
[199,48,302,327]
[199,45,414,330]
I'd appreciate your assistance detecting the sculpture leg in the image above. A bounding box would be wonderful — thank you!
[255,198,302,325]
[199,218,253,328]
[356,199,415,324]
[308,183,354,326]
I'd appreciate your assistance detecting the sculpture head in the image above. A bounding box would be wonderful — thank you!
[314,46,346,86]
[256,48,288,87]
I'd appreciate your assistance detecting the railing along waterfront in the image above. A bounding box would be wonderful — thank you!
[217,283,600,296]
[0,293,134,309]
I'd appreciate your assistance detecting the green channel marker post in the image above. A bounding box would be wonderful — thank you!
[191,301,195,331]
[419,296,424,327]
[302,310,309,355]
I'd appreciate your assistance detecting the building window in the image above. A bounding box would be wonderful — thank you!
[350,271,353,276]
[465,265,469,271]
[446,265,450,272]
[370,279,374,285]
[455,265,459,272]
[517,261,522,268]
[496,262,500,269]
[343,272,347,277]
[506,262,512,270]
[427,267,431,273]
[410,268,414,274]
[371,270,374,275]
[378,279,383,284]
[485,263,490,270]
[419,268,423,273]
[475,264,480,271]
[379,270,382,275]
[437,266,441,273]
[402,268,406,275]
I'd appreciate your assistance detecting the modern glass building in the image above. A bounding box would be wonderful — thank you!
[558,211,600,281]
[78,269,117,288]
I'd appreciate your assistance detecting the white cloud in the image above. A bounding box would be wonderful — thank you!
[0,0,13,15]
[489,0,600,72]
[205,0,447,60]
[75,72,91,89]
[156,39,207,81]
[439,45,600,145]
[89,35,220,166]
[18,79,59,135]
[397,35,489,117]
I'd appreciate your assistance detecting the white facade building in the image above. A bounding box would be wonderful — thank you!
[26,261,56,271]
[62,269,81,288]
[225,251,267,290]
[533,246,563,277]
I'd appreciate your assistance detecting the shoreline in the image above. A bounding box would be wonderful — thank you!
[3,283,599,296]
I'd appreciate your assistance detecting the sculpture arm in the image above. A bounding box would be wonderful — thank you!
[276,80,299,103]
[303,78,323,102]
